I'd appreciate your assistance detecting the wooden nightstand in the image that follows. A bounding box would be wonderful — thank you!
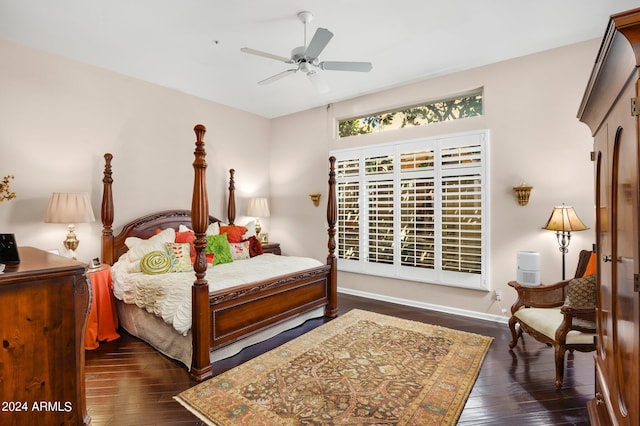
[262,243,281,255]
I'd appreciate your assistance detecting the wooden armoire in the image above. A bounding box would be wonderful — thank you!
[578,8,640,425]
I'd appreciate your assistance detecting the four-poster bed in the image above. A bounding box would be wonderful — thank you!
[100,124,338,381]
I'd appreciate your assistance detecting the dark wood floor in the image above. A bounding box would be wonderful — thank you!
[85,293,594,425]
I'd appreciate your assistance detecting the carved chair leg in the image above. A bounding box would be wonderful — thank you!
[508,315,522,349]
[553,343,566,389]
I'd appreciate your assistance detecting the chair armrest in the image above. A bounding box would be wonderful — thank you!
[561,305,595,315]
[508,280,569,314]
[560,304,596,333]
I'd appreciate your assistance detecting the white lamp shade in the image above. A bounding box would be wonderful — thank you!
[247,197,270,217]
[45,192,96,224]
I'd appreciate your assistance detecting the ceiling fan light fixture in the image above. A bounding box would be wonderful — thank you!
[300,61,312,74]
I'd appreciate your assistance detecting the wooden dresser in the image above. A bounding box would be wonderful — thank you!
[0,247,91,425]
[578,8,640,425]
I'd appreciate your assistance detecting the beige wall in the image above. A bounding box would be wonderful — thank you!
[0,36,598,322]
[0,39,271,262]
[270,39,599,321]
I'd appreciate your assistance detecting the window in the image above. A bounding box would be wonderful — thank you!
[332,130,488,290]
[338,89,483,138]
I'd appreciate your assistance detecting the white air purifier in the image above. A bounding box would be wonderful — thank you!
[517,251,540,286]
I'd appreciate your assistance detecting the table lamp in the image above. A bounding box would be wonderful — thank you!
[45,192,95,259]
[247,197,270,236]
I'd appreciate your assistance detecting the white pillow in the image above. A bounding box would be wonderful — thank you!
[125,228,176,263]
[178,224,191,232]
[242,220,256,240]
[206,222,220,236]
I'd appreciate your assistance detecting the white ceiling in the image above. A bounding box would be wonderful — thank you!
[2,0,639,118]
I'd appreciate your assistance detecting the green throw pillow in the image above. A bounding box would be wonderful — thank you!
[206,233,233,265]
[140,250,172,275]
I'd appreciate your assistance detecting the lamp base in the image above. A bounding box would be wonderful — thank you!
[63,224,79,260]
[555,230,571,281]
[255,219,262,237]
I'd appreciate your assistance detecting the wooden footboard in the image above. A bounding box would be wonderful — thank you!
[101,124,338,382]
[209,265,333,348]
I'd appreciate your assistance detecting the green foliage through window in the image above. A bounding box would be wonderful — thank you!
[338,89,483,138]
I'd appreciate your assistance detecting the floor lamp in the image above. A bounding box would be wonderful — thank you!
[543,204,589,280]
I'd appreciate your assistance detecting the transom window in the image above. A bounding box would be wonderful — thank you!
[332,130,489,290]
[337,89,483,138]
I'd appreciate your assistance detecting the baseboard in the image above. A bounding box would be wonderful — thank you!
[337,287,509,324]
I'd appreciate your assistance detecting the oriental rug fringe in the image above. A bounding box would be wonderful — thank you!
[175,309,492,425]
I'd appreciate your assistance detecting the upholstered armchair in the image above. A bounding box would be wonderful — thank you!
[508,249,596,388]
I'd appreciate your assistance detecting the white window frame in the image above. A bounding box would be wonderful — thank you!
[331,130,490,290]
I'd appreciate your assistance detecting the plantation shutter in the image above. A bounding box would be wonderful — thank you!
[399,150,435,269]
[364,153,394,265]
[336,157,360,261]
[440,142,483,275]
[332,130,487,290]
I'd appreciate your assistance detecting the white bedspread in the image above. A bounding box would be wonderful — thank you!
[111,253,323,335]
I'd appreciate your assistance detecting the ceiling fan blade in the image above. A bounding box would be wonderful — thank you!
[307,71,330,94]
[304,28,333,60]
[258,69,297,85]
[320,61,373,72]
[241,47,292,64]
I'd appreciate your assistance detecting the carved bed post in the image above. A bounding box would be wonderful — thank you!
[228,169,236,225]
[326,156,338,318]
[190,124,213,381]
[101,153,115,265]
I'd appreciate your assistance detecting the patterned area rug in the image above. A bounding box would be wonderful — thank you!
[175,309,493,425]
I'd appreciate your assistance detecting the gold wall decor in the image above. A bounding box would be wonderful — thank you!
[309,193,321,207]
[513,183,533,206]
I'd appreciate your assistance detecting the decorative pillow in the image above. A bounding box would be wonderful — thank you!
[206,233,233,265]
[165,243,193,272]
[219,225,248,243]
[565,274,596,307]
[140,250,172,275]
[175,230,196,262]
[583,252,596,277]
[244,235,264,257]
[242,220,256,240]
[229,241,250,260]
[125,228,176,265]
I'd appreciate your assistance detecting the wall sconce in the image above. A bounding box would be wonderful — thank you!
[309,193,321,207]
[513,183,533,206]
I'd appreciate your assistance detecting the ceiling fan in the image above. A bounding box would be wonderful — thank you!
[241,11,373,93]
